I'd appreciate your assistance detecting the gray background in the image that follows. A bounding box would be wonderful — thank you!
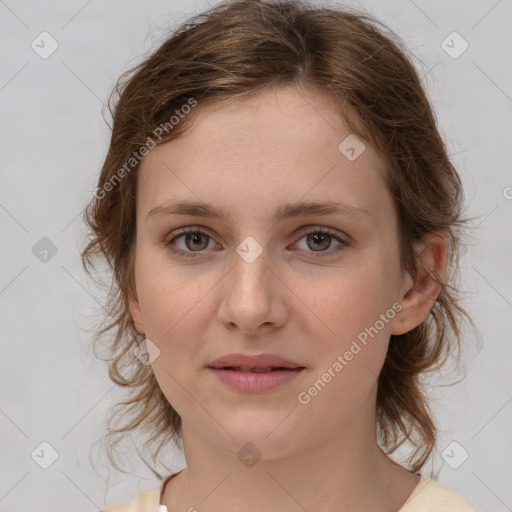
[0,0,511,511]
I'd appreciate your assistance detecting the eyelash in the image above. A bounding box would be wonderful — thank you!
[165,225,350,260]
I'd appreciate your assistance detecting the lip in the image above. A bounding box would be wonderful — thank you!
[207,352,306,393]
[208,352,303,370]
[208,367,306,392]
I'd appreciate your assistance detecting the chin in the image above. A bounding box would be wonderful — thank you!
[214,412,303,458]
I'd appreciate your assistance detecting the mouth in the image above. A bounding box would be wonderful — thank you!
[207,366,306,392]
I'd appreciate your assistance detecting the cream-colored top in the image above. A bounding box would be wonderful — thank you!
[100,471,479,512]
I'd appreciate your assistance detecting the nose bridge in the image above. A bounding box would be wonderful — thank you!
[232,234,271,293]
[216,232,285,332]
[235,234,266,266]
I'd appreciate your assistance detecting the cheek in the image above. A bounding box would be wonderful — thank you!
[294,260,396,380]
[132,257,207,403]
[135,248,213,333]
[298,261,395,335]
[136,261,210,417]
[294,275,393,419]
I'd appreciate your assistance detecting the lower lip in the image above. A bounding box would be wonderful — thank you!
[208,368,305,392]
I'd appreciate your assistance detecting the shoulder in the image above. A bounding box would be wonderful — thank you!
[99,487,160,512]
[99,469,182,512]
[401,474,479,512]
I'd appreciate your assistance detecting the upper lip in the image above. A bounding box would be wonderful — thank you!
[208,353,304,370]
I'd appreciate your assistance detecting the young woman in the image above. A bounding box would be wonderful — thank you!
[82,1,478,510]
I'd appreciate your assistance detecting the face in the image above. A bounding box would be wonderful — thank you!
[128,85,425,458]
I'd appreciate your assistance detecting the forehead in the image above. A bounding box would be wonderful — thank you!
[137,85,391,222]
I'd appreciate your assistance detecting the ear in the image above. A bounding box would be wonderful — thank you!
[390,233,447,336]
[128,285,146,335]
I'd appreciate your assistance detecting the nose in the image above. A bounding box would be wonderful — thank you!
[216,242,289,336]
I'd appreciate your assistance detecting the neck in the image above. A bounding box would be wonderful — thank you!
[161,408,420,512]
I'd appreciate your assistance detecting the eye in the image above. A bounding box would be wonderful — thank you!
[292,226,349,258]
[165,225,349,259]
[165,227,218,259]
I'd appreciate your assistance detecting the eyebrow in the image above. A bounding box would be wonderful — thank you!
[147,199,371,224]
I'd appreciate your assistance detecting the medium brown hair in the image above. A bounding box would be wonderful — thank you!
[82,0,474,479]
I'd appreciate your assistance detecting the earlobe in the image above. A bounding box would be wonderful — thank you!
[390,233,447,336]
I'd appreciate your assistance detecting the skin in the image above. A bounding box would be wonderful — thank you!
[128,84,446,512]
